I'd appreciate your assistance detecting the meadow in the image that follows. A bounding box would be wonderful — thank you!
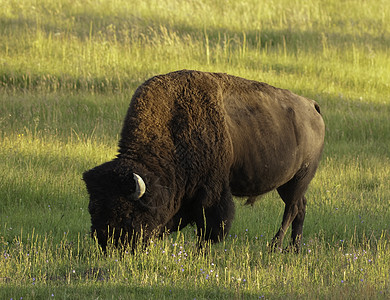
[1,0,389,298]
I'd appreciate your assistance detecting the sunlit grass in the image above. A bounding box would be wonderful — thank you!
[1,0,389,298]
[1,0,389,98]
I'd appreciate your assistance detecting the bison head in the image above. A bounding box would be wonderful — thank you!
[83,159,167,251]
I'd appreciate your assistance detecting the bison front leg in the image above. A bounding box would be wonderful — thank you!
[195,185,235,245]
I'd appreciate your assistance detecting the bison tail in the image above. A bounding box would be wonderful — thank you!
[314,102,321,114]
[244,196,257,207]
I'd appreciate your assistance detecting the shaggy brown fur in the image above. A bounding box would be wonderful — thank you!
[83,70,325,252]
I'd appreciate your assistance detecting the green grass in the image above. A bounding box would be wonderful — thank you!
[1,0,389,298]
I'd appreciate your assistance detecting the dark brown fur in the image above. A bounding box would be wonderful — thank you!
[83,70,325,252]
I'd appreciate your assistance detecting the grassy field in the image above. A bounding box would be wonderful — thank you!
[1,0,389,298]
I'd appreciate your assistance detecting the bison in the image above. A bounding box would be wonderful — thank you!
[83,70,325,252]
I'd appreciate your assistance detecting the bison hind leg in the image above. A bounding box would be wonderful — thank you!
[271,168,316,253]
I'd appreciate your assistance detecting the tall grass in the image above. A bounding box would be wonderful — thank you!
[1,229,389,299]
[1,0,390,97]
[1,0,389,298]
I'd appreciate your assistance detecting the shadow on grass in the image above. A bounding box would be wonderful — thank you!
[2,280,388,300]
[0,284,275,300]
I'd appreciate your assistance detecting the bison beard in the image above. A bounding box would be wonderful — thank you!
[83,70,325,253]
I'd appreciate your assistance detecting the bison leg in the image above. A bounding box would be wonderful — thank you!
[195,185,235,245]
[272,157,322,253]
[290,195,307,251]
[272,176,310,252]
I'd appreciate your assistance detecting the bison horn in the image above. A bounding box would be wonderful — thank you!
[133,173,146,199]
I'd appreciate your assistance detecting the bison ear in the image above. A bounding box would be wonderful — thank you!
[133,173,146,199]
